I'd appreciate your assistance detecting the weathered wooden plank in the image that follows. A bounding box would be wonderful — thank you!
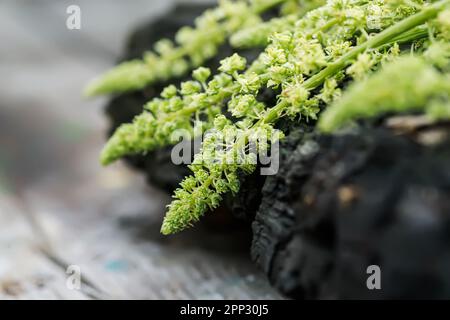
[21,166,283,299]
[0,193,89,299]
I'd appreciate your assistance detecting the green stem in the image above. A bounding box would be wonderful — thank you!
[309,16,343,36]
[388,25,429,44]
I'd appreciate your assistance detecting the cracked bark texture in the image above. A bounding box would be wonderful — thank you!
[252,123,450,299]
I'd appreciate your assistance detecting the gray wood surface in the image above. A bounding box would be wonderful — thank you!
[0,0,283,299]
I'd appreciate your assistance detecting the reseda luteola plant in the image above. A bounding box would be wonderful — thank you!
[88,0,450,235]
[319,8,450,131]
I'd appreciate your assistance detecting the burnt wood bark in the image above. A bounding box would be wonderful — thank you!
[252,123,450,299]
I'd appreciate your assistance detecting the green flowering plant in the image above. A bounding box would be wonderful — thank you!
[87,0,450,235]
[84,0,288,96]
[230,0,327,48]
[318,54,450,132]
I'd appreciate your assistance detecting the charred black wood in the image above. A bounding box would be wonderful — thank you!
[252,123,450,299]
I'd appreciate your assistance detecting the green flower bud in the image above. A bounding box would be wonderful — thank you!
[192,67,212,83]
[219,53,247,74]
[161,85,178,99]
[213,115,229,130]
[154,39,174,55]
[180,81,202,95]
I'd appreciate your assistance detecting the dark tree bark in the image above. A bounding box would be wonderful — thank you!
[252,122,450,299]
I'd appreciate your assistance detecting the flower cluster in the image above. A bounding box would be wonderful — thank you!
[84,0,287,96]
[319,39,450,131]
[100,66,231,165]
[161,115,283,234]
[93,0,450,234]
[162,0,450,234]
[230,0,329,49]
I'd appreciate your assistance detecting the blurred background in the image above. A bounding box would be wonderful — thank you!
[0,0,282,299]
